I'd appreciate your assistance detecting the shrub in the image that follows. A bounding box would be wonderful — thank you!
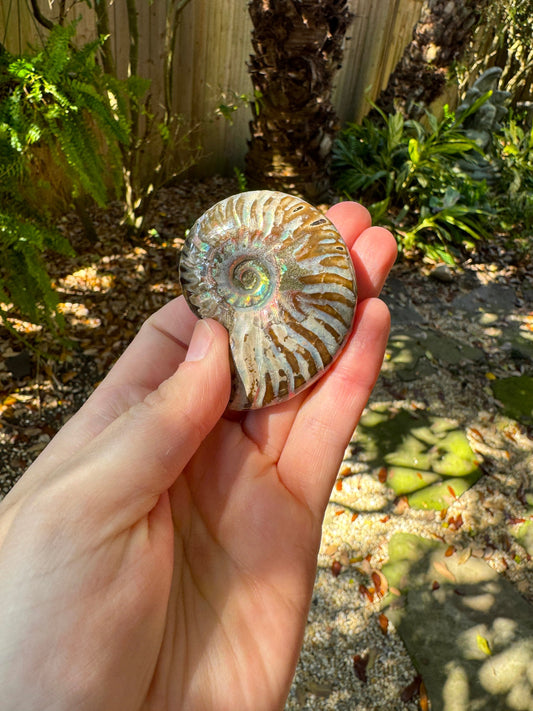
[0,25,129,208]
[332,103,494,263]
[494,117,533,244]
[0,24,130,334]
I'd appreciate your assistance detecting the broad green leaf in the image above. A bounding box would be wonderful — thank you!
[388,112,405,151]
[408,138,420,164]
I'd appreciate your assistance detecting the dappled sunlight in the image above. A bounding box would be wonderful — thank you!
[3,318,43,336]
[59,266,115,293]
[57,302,102,329]
[478,638,533,703]
[346,405,483,510]
[286,566,421,710]
[381,534,533,710]
[0,178,530,709]
[316,245,532,708]
[0,178,238,495]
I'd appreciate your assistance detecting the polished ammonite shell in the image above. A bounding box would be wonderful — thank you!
[179,190,357,410]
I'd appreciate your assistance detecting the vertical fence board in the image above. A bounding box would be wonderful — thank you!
[1,0,46,54]
[0,0,423,176]
[334,0,423,124]
[171,0,254,174]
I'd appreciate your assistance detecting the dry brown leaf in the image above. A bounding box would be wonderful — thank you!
[433,560,456,582]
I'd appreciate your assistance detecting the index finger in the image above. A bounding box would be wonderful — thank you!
[240,201,397,461]
[327,201,397,300]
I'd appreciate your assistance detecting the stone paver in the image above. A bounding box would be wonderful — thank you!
[384,533,533,711]
[289,271,533,710]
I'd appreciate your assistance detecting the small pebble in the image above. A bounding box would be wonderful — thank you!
[430,264,455,283]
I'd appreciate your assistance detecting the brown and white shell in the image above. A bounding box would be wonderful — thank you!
[179,190,357,410]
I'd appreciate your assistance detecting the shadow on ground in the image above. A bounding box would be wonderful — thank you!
[383,533,533,711]
[352,407,483,510]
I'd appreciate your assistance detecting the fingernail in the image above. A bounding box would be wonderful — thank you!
[185,320,214,362]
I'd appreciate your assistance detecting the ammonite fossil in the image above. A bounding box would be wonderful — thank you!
[179,190,357,410]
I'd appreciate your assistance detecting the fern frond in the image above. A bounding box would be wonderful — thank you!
[0,208,71,330]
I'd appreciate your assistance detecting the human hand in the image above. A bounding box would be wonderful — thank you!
[0,202,396,711]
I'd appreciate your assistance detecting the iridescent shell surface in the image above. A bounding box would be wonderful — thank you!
[179,190,357,410]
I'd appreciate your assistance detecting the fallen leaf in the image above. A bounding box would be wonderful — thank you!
[420,680,429,711]
[353,653,369,682]
[372,570,388,598]
[331,560,342,578]
[469,427,485,442]
[378,613,388,635]
[306,680,333,698]
[359,583,374,602]
[1,395,18,408]
[400,675,421,702]
[457,548,471,565]
[433,560,456,582]
[476,634,492,656]
[61,371,77,384]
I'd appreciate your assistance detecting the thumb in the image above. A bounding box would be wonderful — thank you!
[60,318,231,521]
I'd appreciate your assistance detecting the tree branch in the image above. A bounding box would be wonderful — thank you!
[94,0,115,75]
[29,0,54,31]
[125,0,139,77]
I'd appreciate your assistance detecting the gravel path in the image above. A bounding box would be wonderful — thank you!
[287,257,533,710]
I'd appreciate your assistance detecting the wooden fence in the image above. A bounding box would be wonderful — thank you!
[0,0,423,175]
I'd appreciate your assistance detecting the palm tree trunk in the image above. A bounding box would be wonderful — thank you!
[245,0,351,202]
[374,0,490,120]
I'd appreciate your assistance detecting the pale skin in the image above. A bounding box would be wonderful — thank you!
[0,202,397,711]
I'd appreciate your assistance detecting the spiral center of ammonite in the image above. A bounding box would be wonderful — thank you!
[236,261,257,290]
[226,256,275,308]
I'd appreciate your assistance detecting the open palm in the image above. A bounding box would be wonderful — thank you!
[0,202,396,711]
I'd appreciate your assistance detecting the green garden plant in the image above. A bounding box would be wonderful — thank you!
[332,102,493,262]
[0,24,131,334]
[0,24,130,209]
[16,0,201,237]
[494,117,533,248]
